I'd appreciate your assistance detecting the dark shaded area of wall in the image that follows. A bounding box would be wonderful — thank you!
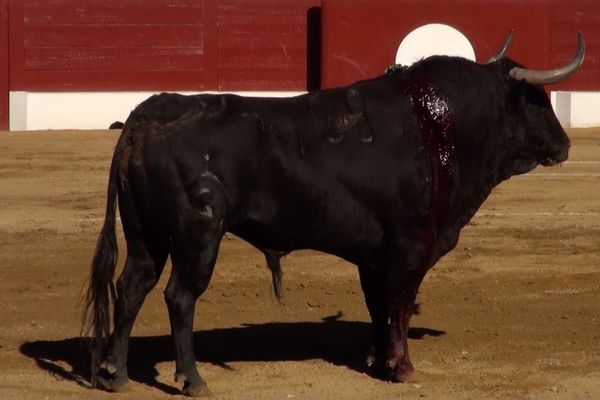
[306,6,322,91]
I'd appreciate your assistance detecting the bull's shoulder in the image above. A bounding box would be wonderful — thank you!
[297,77,418,152]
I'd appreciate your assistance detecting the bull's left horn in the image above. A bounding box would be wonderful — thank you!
[509,32,585,85]
[485,29,513,64]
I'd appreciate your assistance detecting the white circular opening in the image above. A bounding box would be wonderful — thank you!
[395,23,475,66]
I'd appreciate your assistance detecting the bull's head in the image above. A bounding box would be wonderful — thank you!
[488,31,584,174]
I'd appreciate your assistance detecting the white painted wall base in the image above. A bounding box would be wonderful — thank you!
[8,91,305,131]
[551,91,600,128]
[8,90,599,131]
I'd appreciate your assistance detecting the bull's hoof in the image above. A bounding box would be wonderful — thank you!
[366,347,390,379]
[390,362,415,383]
[183,381,213,397]
[96,363,129,392]
[175,373,213,397]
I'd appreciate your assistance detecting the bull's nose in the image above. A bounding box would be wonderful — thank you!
[559,149,569,162]
[557,139,571,162]
[541,140,570,166]
[548,143,569,165]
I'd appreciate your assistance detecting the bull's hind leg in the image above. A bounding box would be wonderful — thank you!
[165,178,225,397]
[98,235,168,391]
[165,227,222,397]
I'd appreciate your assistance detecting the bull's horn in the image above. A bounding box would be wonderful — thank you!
[485,29,513,64]
[509,32,585,85]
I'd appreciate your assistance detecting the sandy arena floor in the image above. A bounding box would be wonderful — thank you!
[0,129,599,399]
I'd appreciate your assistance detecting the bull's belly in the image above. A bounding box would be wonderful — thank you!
[228,215,384,265]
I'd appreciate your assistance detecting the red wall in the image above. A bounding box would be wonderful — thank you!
[2,0,599,131]
[217,0,320,90]
[8,0,319,92]
[0,0,8,130]
[549,0,600,90]
[321,0,599,91]
[9,0,217,91]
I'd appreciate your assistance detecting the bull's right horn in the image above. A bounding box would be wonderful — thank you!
[509,32,585,85]
[485,29,514,64]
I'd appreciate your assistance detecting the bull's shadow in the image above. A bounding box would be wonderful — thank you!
[20,314,444,395]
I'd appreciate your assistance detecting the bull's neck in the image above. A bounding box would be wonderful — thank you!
[405,78,458,268]
[437,96,508,258]
[404,74,507,264]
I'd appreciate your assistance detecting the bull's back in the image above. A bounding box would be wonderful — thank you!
[121,89,428,260]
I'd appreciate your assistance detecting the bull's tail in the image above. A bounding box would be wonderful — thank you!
[271,266,283,302]
[82,144,120,387]
[264,251,283,302]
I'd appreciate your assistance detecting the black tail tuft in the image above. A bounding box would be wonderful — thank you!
[272,267,283,302]
[82,146,120,386]
[264,251,284,303]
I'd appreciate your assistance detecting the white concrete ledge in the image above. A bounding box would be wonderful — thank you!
[551,91,600,128]
[8,90,599,131]
[9,91,306,131]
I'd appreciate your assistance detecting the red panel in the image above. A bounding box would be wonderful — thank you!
[9,0,318,92]
[12,71,218,92]
[322,0,552,89]
[8,0,26,91]
[217,0,320,91]
[22,0,206,24]
[550,0,600,90]
[24,24,206,49]
[10,0,218,91]
[24,48,206,72]
[0,0,7,130]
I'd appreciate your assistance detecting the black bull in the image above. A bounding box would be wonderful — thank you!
[83,33,584,396]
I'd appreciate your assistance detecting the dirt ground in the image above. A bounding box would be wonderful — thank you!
[0,128,599,400]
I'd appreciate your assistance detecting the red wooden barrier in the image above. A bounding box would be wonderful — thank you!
[3,0,599,131]
[321,0,599,91]
[549,1,600,91]
[8,0,318,92]
[0,0,8,130]
[217,0,320,91]
[9,0,218,91]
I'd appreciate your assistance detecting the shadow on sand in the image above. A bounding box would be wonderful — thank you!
[20,314,444,395]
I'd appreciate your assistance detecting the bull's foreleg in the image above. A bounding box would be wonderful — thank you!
[381,239,429,383]
[386,291,419,382]
[386,265,426,383]
[357,265,389,372]
[97,236,168,392]
[166,219,223,397]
